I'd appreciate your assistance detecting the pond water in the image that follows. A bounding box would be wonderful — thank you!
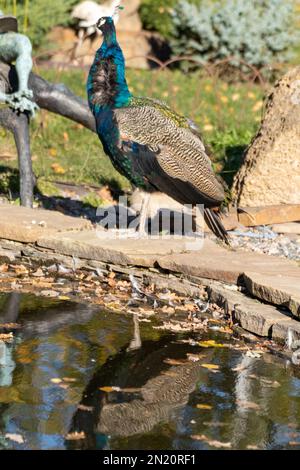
[0,292,299,450]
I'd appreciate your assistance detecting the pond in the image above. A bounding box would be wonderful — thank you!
[0,292,299,450]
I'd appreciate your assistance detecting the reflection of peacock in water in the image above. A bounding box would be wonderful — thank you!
[87,16,229,243]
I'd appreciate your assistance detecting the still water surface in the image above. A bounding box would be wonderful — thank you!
[0,292,299,450]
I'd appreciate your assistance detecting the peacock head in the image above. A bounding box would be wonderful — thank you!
[96,16,115,35]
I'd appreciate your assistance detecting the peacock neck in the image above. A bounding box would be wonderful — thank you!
[87,25,132,112]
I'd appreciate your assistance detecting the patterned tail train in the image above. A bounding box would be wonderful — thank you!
[204,208,230,245]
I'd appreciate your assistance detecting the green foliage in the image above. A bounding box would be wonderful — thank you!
[171,0,298,71]
[140,0,202,39]
[0,0,78,48]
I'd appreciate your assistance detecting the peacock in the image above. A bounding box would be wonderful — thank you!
[87,16,229,244]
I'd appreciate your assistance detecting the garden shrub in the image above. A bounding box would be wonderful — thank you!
[140,0,202,40]
[0,0,78,48]
[171,0,298,72]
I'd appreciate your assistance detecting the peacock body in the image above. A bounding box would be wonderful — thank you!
[87,17,228,242]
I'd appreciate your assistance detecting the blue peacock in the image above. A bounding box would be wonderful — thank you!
[87,16,229,243]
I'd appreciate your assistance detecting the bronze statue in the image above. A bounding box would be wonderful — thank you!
[0,11,95,207]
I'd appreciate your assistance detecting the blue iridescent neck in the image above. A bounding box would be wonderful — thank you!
[87,18,132,111]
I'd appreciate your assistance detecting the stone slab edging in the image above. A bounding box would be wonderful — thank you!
[0,203,92,243]
[207,283,300,342]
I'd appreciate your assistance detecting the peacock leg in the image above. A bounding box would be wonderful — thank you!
[137,192,150,237]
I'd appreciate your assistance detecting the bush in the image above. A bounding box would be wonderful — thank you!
[0,0,78,48]
[171,0,298,72]
[140,0,202,40]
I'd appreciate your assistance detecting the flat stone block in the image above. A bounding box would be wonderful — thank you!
[37,231,196,267]
[0,203,92,243]
[244,272,300,318]
[158,240,300,285]
[272,319,300,343]
[272,222,300,234]
[208,283,290,337]
[238,205,300,227]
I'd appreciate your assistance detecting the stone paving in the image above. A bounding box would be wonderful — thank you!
[0,203,300,343]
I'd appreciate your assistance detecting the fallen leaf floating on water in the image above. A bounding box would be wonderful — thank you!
[201,363,220,371]
[5,433,24,444]
[196,404,213,410]
[77,404,94,412]
[236,400,260,410]
[51,378,62,384]
[65,431,86,441]
[191,434,232,448]
[99,386,121,393]
[99,386,140,393]
[163,358,189,366]
[198,340,227,348]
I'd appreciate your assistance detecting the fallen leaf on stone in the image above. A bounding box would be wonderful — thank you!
[161,306,176,314]
[65,431,86,441]
[0,323,21,330]
[236,400,260,410]
[197,404,212,410]
[201,363,220,370]
[41,290,59,298]
[5,433,24,444]
[32,268,44,277]
[0,264,8,273]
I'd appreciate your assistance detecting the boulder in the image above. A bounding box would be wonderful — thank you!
[232,67,300,207]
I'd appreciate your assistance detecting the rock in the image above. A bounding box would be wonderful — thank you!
[272,319,300,344]
[271,223,300,235]
[208,282,295,337]
[116,0,142,32]
[37,230,198,268]
[158,239,300,285]
[232,66,300,207]
[0,203,92,243]
[238,205,300,227]
[244,272,300,318]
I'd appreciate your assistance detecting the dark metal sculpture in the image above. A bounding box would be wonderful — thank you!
[0,12,96,207]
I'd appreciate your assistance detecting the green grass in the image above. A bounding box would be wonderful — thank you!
[0,67,265,196]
